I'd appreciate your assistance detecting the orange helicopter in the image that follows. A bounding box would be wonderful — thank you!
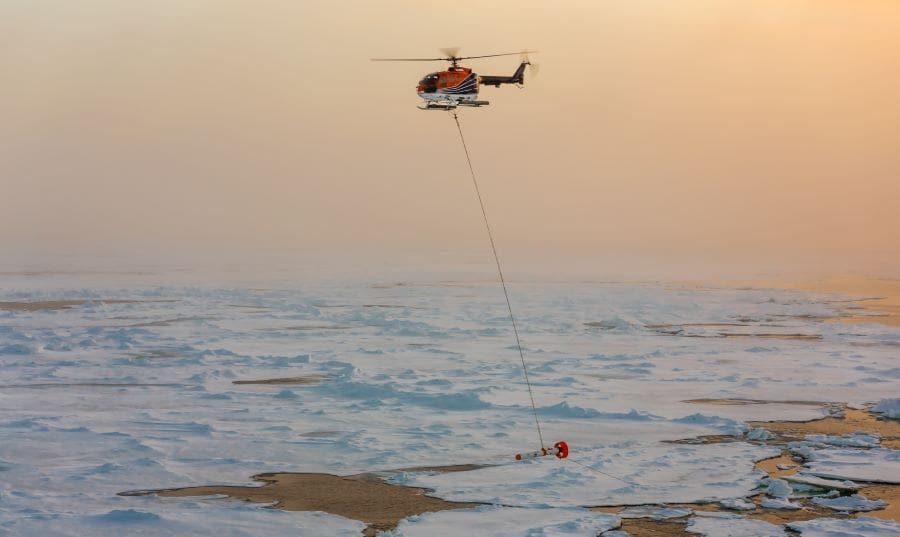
[372,48,537,110]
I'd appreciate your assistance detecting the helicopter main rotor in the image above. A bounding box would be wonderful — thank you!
[371,48,538,68]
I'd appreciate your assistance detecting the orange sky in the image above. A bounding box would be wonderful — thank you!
[2,1,898,278]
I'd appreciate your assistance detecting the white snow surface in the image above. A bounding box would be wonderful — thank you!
[2,273,898,535]
[788,516,900,536]
[686,512,786,536]
[389,506,620,536]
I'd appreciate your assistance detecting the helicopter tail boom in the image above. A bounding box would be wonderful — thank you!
[479,61,529,87]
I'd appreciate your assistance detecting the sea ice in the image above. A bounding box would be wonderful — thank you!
[810,494,887,512]
[2,277,898,535]
[803,432,880,448]
[686,512,786,536]
[618,506,692,519]
[389,505,620,536]
[400,442,779,506]
[802,448,900,484]
[872,398,900,419]
[759,496,801,510]
[720,498,755,510]
[746,428,774,441]
[781,474,858,492]
[4,501,365,537]
[788,516,900,536]
[760,478,792,498]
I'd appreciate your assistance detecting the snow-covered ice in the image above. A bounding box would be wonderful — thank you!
[803,432,881,448]
[761,478,792,498]
[810,494,888,512]
[801,448,900,484]
[720,498,755,510]
[746,428,775,441]
[1,272,898,535]
[686,512,786,536]
[389,505,620,536]
[759,496,801,510]
[788,516,900,536]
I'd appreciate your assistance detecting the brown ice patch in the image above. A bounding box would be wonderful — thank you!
[232,375,328,386]
[834,298,900,328]
[684,398,832,406]
[643,322,822,340]
[128,350,185,359]
[124,470,481,536]
[859,484,900,521]
[619,518,690,536]
[298,430,341,437]
[749,408,900,449]
[0,299,139,311]
[586,373,639,381]
[264,325,353,331]
[755,452,800,479]
[715,333,822,340]
[128,316,217,327]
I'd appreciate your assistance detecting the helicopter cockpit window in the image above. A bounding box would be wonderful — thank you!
[419,73,439,93]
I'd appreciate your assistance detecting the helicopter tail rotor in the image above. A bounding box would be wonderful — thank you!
[520,52,540,81]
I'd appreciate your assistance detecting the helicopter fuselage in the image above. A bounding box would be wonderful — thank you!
[415,62,529,110]
[417,67,481,107]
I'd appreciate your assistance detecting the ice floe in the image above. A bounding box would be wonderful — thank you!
[686,512,786,536]
[759,496,801,510]
[788,516,900,536]
[720,498,756,510]
[801,448,900,484]
[810,494,887,512]
[872,398,900,419]
[389,505,620,536]
[760,478,792,498]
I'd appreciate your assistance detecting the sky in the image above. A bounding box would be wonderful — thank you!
[2,0,899,279]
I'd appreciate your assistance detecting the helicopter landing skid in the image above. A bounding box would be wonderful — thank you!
[418,100,490,111]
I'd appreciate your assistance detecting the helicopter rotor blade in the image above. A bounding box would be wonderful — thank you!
[371,49,538,63]
[370,57,448,62]
[455,50,539,61]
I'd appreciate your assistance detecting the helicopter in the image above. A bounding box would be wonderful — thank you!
[372,48,538,110]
